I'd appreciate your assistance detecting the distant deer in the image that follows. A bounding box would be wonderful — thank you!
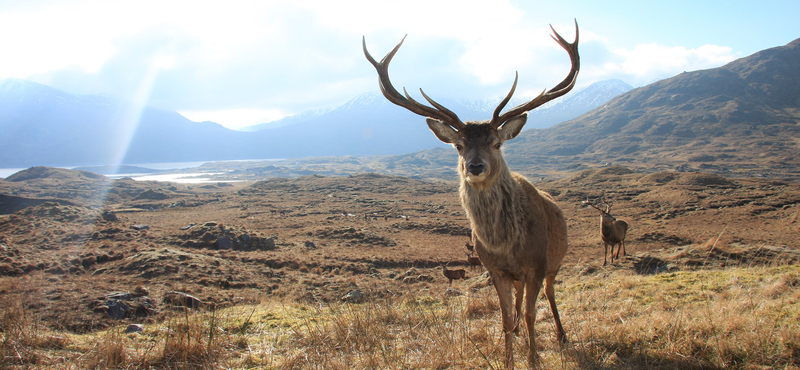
[441,264,466,285]
[464,241,475,255]
[466,253,482,271]
[583,198,629,265]
[365,21,579,368]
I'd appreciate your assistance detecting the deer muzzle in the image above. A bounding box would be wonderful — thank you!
[467,163,485,176]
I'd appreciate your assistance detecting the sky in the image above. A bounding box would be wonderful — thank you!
[0,0,798,130]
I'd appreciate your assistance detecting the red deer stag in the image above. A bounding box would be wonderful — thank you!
[441,264,466,285]
[466,253,482,271]
[364,21,579,368]
[583,198,629,265]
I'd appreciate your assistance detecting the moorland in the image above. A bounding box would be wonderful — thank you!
[1,165,798,369]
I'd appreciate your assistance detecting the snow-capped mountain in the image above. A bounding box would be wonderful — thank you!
[249,79,632,132]
[239,107,334,132]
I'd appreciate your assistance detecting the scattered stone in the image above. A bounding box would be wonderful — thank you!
[125,324,144,334]
[107,292,133,301]
[130,224,150,231]
[180,224,276,251]
[104,292,158,319]
[134,189,168,200]
[634,256,671,275]
[0,263,22,276]
[163,291,202,309]
[341,288,363,302]
[107,300,131,319]
[216,236,233,250]
[102,211,118,222]
[304,241,317,249]
[133,286,149,297]
[444,287,463,297]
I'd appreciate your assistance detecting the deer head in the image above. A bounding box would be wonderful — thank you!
[583,198,617,223]
[363,22,580,188]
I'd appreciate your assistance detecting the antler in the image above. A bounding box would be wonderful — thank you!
[363,36,465,130]
[601,199,613,213]
[582,198,606,214]
[490,20,581,128]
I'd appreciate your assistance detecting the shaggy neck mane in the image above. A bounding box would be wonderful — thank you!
[459,169,525,254]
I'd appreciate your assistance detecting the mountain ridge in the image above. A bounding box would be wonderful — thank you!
[499,37,800,177]
[0,77,629,167]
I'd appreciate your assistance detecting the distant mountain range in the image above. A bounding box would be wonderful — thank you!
[0,78,630,168]
[238,107,335,132]
[3,36,798,180]
[240,79,632,132]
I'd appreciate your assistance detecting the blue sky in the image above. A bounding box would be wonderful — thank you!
[0,0,797,130]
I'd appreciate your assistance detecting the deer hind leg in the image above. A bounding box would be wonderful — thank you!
[612,242,620,261]
[524,276,544,366]
[544,273,567,343]
[603,242,609,266]
[491,274,517,369]
[620,239,627,257]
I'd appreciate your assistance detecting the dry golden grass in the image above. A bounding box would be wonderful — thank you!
[2,263,798,369]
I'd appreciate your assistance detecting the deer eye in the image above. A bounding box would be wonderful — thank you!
[494,143,502,150]
[455,144,463,151]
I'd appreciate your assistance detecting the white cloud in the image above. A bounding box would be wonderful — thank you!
[583,40,737,86]
[0,0,748,127]
[0,4,115,76]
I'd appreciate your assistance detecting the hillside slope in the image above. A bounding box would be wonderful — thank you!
[505,38,800,177]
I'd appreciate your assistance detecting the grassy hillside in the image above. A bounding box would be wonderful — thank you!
[3,259,797,369]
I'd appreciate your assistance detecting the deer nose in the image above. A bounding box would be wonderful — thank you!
[467,163,485,175]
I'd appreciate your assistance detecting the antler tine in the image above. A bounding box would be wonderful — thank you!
[491,19,580,128]
[491,72,519,125]
[363,36,465,130]
[583,198,605,213]
[602,199,612,213]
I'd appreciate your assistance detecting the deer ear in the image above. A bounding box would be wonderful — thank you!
[426,118,460,144]
[498,114,527,141]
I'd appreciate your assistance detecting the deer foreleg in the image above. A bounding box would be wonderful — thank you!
[513,280,524,334]
[491,274,517,369]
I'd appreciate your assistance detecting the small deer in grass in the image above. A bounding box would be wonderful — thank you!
[583,198,629,265]
[464,241,475,255]
[441,264,466,285]
[466,253,482,270]
[365,21,579,369]
[464,241,482,270]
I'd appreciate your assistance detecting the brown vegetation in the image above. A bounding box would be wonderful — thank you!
[0,166,799,368]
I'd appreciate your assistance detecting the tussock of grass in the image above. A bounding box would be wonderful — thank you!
[2,264,799,369]
[563,265,800,369]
